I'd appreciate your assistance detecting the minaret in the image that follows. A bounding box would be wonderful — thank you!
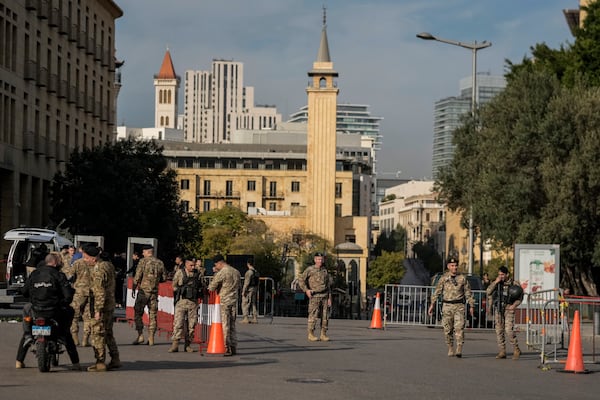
[306,8,339,245]
[154,49,180,129]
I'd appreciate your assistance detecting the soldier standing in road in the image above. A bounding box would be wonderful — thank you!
[132,244,166,346]
[207,254,241,356]
[70,258,92,347]
[169,258,203,353]
[428,257,475,357]
[84,245,121,372]
[486,266,523,360]
[241,259,259,324]
[299,252,332,342]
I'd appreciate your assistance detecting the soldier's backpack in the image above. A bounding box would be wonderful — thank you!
[250,270,260,287]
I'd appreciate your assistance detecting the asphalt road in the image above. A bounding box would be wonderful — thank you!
[1,317,599,400]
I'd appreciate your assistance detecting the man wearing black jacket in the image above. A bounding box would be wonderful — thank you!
[16,252,81,370]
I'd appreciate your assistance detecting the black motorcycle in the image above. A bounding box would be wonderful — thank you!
[31,316,64,372]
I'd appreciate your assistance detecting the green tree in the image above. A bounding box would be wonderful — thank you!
[183,206,284,280]
[372,227,406,256]
[412,238,443,275]
[367,251,405,289]
[50,139,183,258]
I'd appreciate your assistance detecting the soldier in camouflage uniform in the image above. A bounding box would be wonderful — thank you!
[428,257,475,357]
[207,254,241,356]
[241,259,259,324]
[70,258,92,346]
[299,252,332,342]
[83,245,121,372]
[169,258,203,353]
[486,266,522,360]
[132,244,166,346]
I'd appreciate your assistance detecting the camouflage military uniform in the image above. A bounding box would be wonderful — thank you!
[133,256,166,339]
[207,263,241,352]
[89,260,120,368]
[431,272,475,353]
[70,258,92,345]
[241,267,259,323]
[299,265,332,340]
[171,268,202,344]
[487,277,521,358]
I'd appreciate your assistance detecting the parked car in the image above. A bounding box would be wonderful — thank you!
[424,272,488,328]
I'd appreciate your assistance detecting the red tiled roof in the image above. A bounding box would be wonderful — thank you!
[156,50,177,79]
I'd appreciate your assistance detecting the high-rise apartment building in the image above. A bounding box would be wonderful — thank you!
[288,103,382,166]
[431,73,506,178]
[183,60,281,143]
[0,0,123,257]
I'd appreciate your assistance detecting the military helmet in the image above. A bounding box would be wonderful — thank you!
[507,284,524,305]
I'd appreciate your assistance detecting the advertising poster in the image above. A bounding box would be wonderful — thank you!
[514,244,560,294]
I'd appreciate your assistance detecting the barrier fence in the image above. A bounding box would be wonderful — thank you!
[124,276,275,352]
[383,284,491,329]
[535,290,600,368]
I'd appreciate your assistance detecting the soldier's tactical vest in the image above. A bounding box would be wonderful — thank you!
[180,271,200,300]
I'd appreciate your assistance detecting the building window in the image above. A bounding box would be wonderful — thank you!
[180,179,190,190]
[335,183,342,198]
[247,201,255,211]
[291,202,300,207]
[247,180,256,191]
[269,202,277,211]
[291,181,300,192]
[203,180,211,195]
[225,201,233,207]
[425,212,430,222]
[203,201,210,212]
[269,181,277,197]
[182,201,189,212]
[335,203,342,217]
[226,180,233,196]
[345,234,356,243]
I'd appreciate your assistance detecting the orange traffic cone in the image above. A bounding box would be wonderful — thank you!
[369,292,383,329]
[206,294,226,355]
[560,310,589,373]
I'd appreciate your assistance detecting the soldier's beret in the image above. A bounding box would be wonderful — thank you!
[213,254,225,263]
[447,257,458,265]
[141,244,154,251]
[82,244,100,257]
[314,252,324,257]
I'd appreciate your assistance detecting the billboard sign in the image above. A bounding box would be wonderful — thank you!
[514,244,560,294]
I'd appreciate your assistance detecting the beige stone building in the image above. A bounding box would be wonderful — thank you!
[379,180,446,258]
[162,17,373,310]
[0,0,123,260]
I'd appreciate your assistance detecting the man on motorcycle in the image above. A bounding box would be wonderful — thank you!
[16,252,81,370]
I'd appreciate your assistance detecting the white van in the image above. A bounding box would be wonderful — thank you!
[1,228,73,305]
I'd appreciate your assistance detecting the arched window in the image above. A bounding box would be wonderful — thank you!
[319,77,327,88]
[165,116,169,126]
[160,116,164,126]
[167,90,172,104]
[159,90,163,104]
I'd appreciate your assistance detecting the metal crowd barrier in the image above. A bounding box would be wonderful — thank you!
[383,284,491,329]
[538,292,600,368]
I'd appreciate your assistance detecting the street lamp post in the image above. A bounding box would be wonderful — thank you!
[417,32,491,274]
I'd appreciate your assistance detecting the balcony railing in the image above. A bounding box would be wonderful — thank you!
[58,16,70,35]
[69,24,79,42]
[263,191,285,199]
[22,131,35,152]
[47,74,58,93]
[24,60,37,81]
[36,67,48,87]
[49,8,60,27]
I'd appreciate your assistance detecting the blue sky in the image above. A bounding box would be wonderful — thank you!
[115,0,576,179]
